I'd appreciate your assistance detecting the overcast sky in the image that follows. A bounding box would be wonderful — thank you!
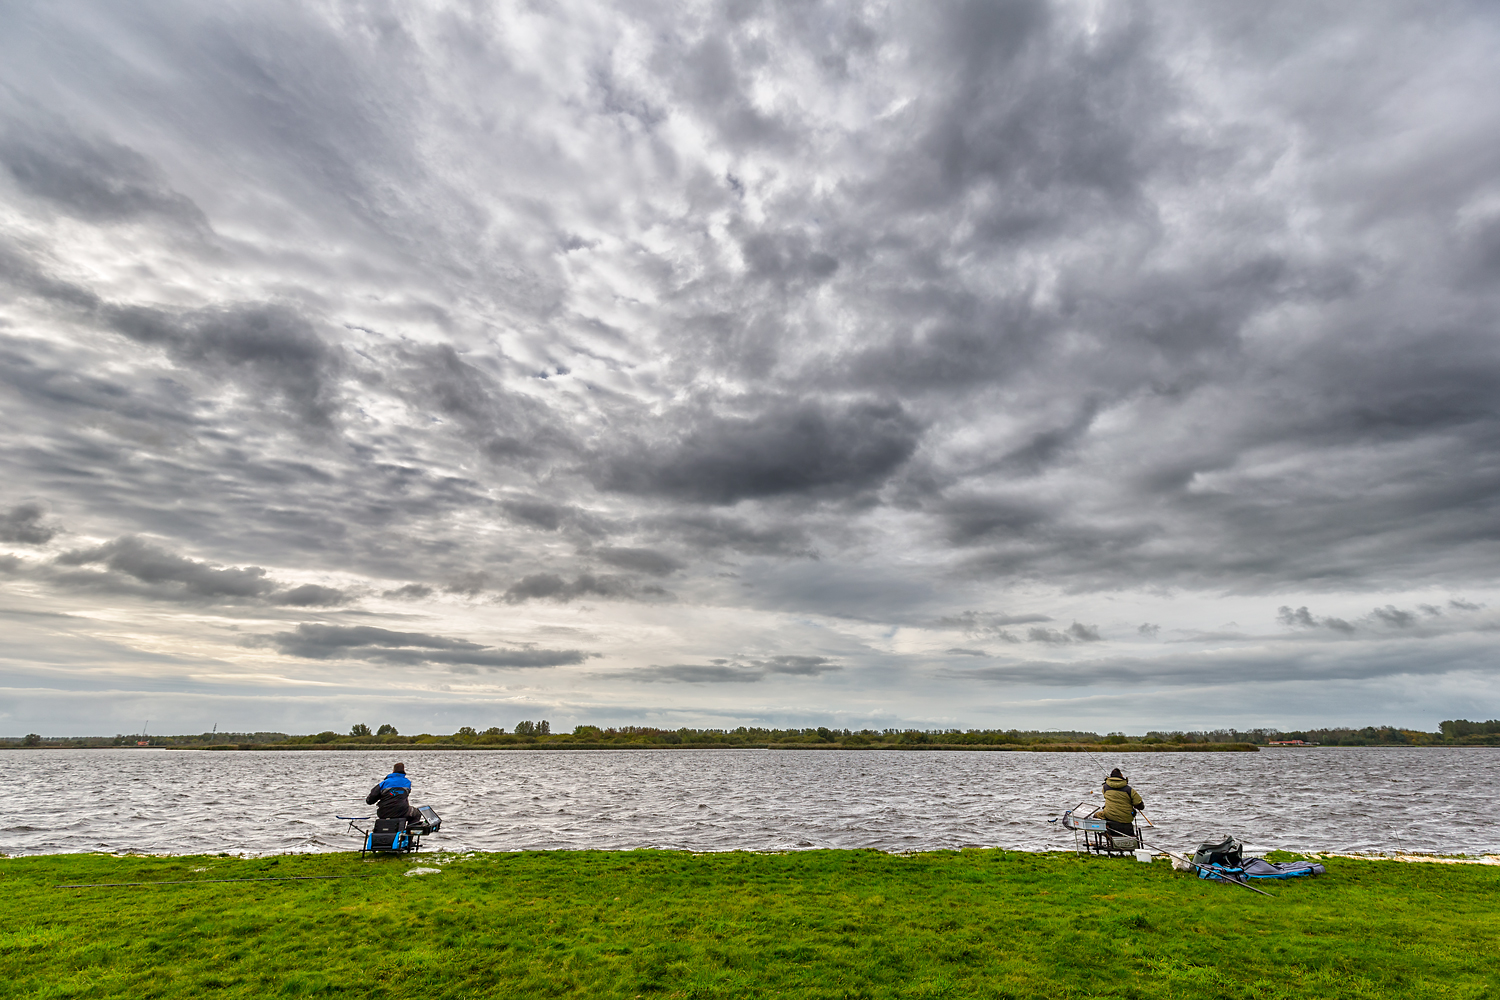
[2,0,1499,737]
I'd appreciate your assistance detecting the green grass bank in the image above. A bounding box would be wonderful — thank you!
[4,849,1495,999]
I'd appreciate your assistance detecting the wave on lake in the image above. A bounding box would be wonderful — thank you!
[6,746,1497,857]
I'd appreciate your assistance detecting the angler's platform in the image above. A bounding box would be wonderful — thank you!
[338,806,442,856]
[1059,802,1140,856]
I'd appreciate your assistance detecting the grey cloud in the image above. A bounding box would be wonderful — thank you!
[502,573,666,604]
[383,583,433,600]
[598,400,919,504]
[655,513,814,557]
[0,119,207,226]
[955,632,1500,687]
[444,573,489,597]
[1277,606,1317,628]
[936,498,1048,546]
[503,500,567,531]
[0,503,58,544]
[278,584,348,607]
[1021,622,1101,644]
[760,655,839,676]
[947,647,990,657]
[1067,622,1102,642]
[993,399,1102,476]
[51,536,346,606]
[628,663,763,684]
[939,610,1052,628]
[739,228,840,290]
[256,623,590,668]
[1138,623,1160,638]
[1371,605,1418,628]
[1277,606,1355,633]
[673,34,793,151]
[391,345,577,463]
[593,547,684,577]
[105,302,342,429]
[1449,599,1483,611]
[938,610,1048,643]
[57,537,276,600]
[622,654,839,683]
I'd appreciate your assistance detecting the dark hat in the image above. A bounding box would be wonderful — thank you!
[393,762,406,774]
[1108,767,1123,778]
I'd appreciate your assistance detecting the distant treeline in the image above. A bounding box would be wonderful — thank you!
[7,720,1500,749]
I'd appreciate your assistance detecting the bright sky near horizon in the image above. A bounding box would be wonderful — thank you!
[2,0,1499,737]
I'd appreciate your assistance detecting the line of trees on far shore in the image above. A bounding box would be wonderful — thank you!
[7,720,1500,749]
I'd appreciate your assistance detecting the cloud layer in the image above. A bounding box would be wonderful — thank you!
[2,0,1499,734]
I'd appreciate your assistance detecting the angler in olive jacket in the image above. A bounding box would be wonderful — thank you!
[1097,768,1145,835]
[366,762,422,822]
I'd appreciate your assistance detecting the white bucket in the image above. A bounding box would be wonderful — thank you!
[1133,849,1155,863]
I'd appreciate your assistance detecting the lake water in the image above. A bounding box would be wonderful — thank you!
[6,747,1497,857]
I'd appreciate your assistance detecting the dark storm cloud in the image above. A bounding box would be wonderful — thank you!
[255,623,591,668]
[0,503,58,545]
[50,537,347,605]
[597,400,919,504]
[2,0,1500,732]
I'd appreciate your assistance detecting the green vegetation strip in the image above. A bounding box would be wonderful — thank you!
[5,849,1496,999]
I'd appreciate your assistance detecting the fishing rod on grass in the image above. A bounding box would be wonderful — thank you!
[1070,806,1273,898]
[1131,819,1275,898]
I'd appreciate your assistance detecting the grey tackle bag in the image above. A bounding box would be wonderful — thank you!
[1193,836,1243,868]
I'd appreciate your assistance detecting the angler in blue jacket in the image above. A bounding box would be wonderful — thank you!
[366,762,422,821]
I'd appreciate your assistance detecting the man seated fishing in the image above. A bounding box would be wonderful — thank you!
[366,762,422,824]
[1095,767,1145,836]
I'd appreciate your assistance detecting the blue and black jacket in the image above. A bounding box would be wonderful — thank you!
[366,771,414,819]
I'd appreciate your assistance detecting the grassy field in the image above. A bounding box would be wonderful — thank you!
[3,848,1495,999]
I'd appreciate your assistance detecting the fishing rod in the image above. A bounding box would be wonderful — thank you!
[1136,836,1275,898]
[55,874,385,889]
[1116,809,1272,898]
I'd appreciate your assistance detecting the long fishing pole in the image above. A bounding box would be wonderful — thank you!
[1136,837,1274,898]
[55,874,385,889]
[1129,810,1272,897]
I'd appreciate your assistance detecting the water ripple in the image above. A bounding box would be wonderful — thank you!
[4,747,1496,857]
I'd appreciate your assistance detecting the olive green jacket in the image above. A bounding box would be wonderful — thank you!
[1099,776,1145,823]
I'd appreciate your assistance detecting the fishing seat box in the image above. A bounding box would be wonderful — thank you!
[1075,814,1138,851]
[369,818,409,852]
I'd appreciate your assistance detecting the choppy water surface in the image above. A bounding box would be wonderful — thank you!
[6,747,1497,857]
